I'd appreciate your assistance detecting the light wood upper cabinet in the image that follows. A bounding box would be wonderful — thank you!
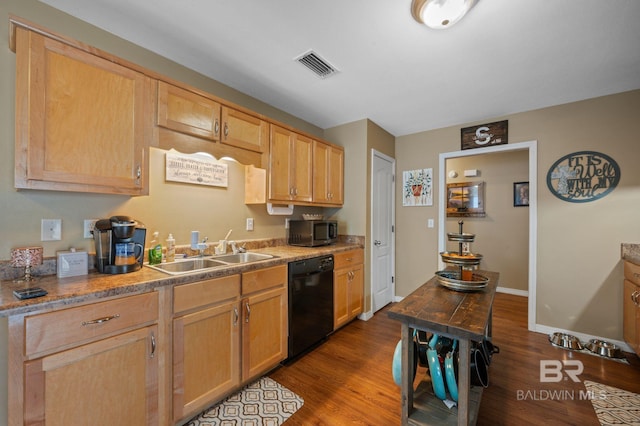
[313,140,344,205]
[14,26,152,195]
[221,106,268,153]
[157,81,220,141]
[268,124,313,203]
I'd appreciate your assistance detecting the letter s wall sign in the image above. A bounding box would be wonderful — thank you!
[546,151,620,203]
[461,120,508,150]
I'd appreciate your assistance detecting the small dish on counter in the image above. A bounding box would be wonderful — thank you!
[302,214,324,221]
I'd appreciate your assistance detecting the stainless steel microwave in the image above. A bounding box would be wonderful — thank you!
[287,220,338,247]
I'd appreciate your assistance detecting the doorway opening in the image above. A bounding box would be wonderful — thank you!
[438,140,538,330]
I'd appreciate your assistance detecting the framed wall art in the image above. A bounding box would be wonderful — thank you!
[403,168,433,206]
[446,181,485,217]
[513,181,529,207]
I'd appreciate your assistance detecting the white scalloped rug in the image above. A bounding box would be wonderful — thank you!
[186,377,304,426]
[584,381,640,425]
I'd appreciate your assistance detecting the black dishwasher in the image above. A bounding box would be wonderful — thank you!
[287,255,334,360]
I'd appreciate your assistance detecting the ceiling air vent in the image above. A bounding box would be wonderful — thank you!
[295,50,338,79]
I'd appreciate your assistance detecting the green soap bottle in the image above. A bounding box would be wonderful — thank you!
[148,231,163,265]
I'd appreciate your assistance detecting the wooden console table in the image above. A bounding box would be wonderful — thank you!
[387,271,499,425]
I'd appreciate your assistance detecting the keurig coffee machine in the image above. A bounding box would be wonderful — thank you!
[93,216,146,274]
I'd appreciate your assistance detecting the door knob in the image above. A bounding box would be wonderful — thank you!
[374,240,382,246]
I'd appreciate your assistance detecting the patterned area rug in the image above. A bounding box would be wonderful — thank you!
[584,380,640,425]
[186,376,304,426]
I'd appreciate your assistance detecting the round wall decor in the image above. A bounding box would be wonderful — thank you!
[546,151,620,203]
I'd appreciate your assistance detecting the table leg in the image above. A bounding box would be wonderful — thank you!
[401,323,413,425]
[458,338,470,426]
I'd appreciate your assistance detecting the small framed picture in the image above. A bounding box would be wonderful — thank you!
[514,181,529,207]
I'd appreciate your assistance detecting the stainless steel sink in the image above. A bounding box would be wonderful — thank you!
[213,252,274,263]
[146,252,275,275]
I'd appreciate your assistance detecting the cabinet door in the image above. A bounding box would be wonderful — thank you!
[157,81,220,141]
[349,264,364,318]
[221,106,268,153]
[241,286,288,382]
[623,279,640,354]
[268,125,295,201]
[313,141,344,205]
[14,27,151,195]
[334,267,350,330]
[292,133,313,202]
[24,326,158,426]
[268,125,313,203]
[173,301,240,422]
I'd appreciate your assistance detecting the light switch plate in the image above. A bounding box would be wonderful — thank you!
[41,219,62,241]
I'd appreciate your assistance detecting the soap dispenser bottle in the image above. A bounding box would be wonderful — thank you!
[148,231,162,265]
[166,233,176,262]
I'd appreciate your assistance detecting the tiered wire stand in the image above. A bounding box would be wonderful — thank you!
[436,220,489,292]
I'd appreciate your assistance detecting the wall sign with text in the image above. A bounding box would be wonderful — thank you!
[546,151,620,203]
[461,120,508,150]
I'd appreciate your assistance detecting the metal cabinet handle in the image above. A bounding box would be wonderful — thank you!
[245,302,251,323]
[234,307,239,326]
[224,123,229,137]
[214,119,220,136]
[633,290,640,306]
[374,240,382,246]
[82,314,120,326]
[150,332,156,358]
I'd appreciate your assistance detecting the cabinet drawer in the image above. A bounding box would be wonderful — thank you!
[625,261,640,286]
[242,265,287,295]
[174,275,240,314]
[334,249,364,270]
[25,292,158,357]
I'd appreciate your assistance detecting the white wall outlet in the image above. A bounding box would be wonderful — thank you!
[427,219,434,228]
[41,219,62,241]
[84,219,98,239]
[285,218,290,229]
[462,242,470,253]
[246,217,254,231]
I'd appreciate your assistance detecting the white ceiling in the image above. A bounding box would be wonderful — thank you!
[39,0,640,137]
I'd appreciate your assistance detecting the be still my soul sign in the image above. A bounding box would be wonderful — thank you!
[546,151,620,203]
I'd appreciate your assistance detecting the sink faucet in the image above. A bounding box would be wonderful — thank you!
[190,231,209,256]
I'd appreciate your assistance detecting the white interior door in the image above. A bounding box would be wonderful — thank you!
[371,150,395,312]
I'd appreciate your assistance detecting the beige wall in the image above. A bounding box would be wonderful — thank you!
[445,151,529,292]
[324,119,395,314]
[396,90,640,342]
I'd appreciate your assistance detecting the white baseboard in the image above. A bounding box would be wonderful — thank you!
[535,323,633,354]
[496,286,528,297]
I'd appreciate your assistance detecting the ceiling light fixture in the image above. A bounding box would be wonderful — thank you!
[411,0,478,29]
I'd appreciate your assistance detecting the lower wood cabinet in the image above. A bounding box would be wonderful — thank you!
[172,275,241,423]
[9,292,160,426]
[172,266,287,424]
[241,266,288,382]
[623,261,640,355]
[334,249,365,330]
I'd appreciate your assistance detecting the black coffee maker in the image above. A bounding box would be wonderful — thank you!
[93,216,146,274]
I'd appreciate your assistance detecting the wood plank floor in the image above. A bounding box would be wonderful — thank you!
[269,293,640,425]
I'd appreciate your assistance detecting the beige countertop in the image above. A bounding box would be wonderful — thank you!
[622,243,640,266]
[0,242,362,317]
